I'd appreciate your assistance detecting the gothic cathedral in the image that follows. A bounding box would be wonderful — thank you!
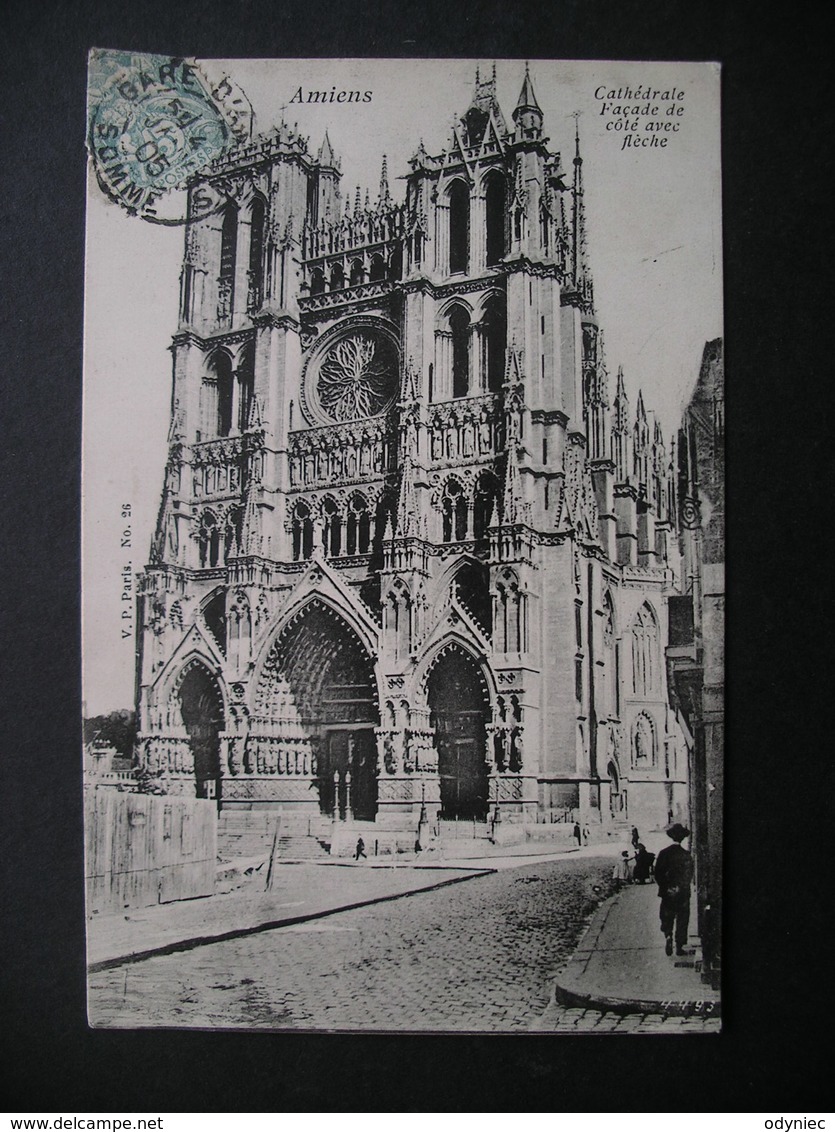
[136,66,688,845]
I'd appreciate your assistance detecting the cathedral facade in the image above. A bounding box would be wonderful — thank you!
[135,66,688,840]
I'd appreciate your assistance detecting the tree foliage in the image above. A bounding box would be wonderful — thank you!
[83,709,137,757]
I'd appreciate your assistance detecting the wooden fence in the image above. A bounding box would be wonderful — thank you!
[85,791,216,914]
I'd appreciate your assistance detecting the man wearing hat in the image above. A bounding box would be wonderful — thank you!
[654,822,694,956]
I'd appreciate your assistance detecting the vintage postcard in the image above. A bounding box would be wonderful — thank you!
[83,55,723,1032]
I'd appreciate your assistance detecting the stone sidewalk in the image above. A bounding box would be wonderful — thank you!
[87,860,493,970]
[87,842,594,971]
[533,880,721,1027]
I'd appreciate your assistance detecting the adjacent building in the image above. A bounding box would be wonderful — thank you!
[667,337,724,987]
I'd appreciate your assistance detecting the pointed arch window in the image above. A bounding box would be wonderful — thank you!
[237,345,255,433]
[292,500,314,561]
[310,267,325,296]
[218,201,238,322]
[225,506,243,562]
[198,511,221,568]
[207,351,234,438]
[473,471,499,540]
[482,295,507,393]
[346,494,371,555]
[330,262,345,291]
[442,480,468,543]
[448,180,470,274]
[349,258,364,285]
[322,497,342,557]
[388,579,412,661]
[449,305,471,398]
[485,171,506,266]
[496,567,524,654]
[369,254,386,283]
[247,196,265,311]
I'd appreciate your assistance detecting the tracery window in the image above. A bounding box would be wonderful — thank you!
[198,511,221,568]
[310,267,325,296]
[388,579,412,661]
[349,258,364,285]
[630,603,659,695]
[441,480,468,543]
[496,567,525,654]
[322,497,342,557]
[346,493,371,555]
[292,500,314,561]
[448,180,469,275]
[369,254,386,282]
[204,350,234,438]
[225,506,243,561]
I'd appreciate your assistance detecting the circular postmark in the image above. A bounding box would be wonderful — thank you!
[87,50,252,224]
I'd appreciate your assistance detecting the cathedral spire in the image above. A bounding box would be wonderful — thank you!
[513,62,543,139]
[378,154,390,204]
[571,114,591,299]
[318,130,336,168]
[515,61,541,114]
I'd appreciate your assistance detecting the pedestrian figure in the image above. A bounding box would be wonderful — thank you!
[630,826,640,850]
[655,822,694,955]
[573,821,582,847]
[633,842,655,884]
[354,836,366,860]
[612,850,632,885]
[582,823,590,845]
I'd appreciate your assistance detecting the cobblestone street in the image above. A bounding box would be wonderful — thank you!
[90,856,617,1032]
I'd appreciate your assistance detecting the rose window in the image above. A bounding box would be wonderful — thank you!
[315,330,398,422]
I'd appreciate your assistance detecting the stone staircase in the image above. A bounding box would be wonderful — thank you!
[217,810,280,860]
[275,834,331,859]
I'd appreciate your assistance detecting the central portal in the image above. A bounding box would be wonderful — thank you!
[320,729,378,821]
[255,599,379,819]
[428,647,490,821]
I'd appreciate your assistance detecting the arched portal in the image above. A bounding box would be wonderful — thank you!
[427,647,490,820]
[255,601,379,820]
[178,663,224,802]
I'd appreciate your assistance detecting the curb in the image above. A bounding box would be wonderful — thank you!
[88,867,495,973]
[549,889,722,1021]
[551,977,722,1020]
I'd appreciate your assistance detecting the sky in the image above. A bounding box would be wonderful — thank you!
[82,57,722,715]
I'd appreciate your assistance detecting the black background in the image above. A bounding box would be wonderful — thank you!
[1,0,831,1112]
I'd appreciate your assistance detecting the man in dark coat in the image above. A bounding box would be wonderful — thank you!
[654,823,694,955]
